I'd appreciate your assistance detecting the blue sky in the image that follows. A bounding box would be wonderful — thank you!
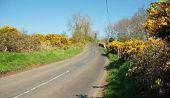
[0,0,157,37]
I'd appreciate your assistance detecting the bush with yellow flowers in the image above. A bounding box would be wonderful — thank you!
[143,0,170,43]
[0,25,74,52]
[107,40,125,58]
[107,37,170,97]
[31,33,73,49]
[127,44,170,98]
[0,25,21,51]
[45,34,72,49]
[125,0,170,97]
[31,33,46,44]
[31,33,52,50]
[108,38,164,58]
[124,39,145,56]
[0,25,40,52]
[106,0,170,97]
[0,25,43,52]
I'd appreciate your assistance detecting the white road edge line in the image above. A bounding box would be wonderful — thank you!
[13,70,70,98]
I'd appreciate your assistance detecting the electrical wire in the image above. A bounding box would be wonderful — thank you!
[105,0,110,23]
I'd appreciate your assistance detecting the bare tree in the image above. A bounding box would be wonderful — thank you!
[82,16,91,36]
[104,7,147,41]
[105,23,116,40]
[114,18,131,41]
[129,7,147,40]
[68,13,92,43]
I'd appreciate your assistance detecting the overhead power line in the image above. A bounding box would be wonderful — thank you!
[105,0,110,23]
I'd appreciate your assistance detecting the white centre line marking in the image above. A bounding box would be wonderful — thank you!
[13,70,70,98]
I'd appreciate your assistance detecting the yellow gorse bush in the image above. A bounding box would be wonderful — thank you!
[143,0,170,42]
[123,0,170,97]
[107,41,125,58]
[124,39,145,55]
[108,41,124,50]
[0,25,73,52]
[32,33,72,49]
[107,38,164,58]
[0,25,42,52]
[147,37,164,46]
[0,25,19,34]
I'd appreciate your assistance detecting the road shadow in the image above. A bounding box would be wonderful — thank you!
[75,85,105,98]
[76,94,88,98]
[75,94,103,98]
[100,53,107,57]
[92,85,105,88]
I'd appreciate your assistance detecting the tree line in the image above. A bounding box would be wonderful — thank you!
[105,7,147,41]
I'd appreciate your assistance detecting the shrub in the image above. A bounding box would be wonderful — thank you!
[143,0,170,43]
[107,40,125,58]
[31,33,51,50]
[127,44,170,98]
[107,38,163,59]
[45,34,72,49]
[0,25,73,52]
[0,25,22,52]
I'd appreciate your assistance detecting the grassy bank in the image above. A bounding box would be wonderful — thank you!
[0,47,82,74]
[103,49,146,98]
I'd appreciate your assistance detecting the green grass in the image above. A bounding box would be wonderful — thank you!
[0,47,82,73]
[103,51,147,98]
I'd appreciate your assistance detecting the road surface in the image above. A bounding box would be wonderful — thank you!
[0,44,108,98]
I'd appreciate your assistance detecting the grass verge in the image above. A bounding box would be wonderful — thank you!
[0,47,82,74]
[103,49,147,98]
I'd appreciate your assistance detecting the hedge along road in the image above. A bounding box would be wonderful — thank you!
[0,43,108,98]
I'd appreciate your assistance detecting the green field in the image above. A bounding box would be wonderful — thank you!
[0,47,82,73]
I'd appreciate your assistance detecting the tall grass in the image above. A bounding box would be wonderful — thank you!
[0,47,82,73]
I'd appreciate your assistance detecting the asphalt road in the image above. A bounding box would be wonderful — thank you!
[0,44,108,98]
